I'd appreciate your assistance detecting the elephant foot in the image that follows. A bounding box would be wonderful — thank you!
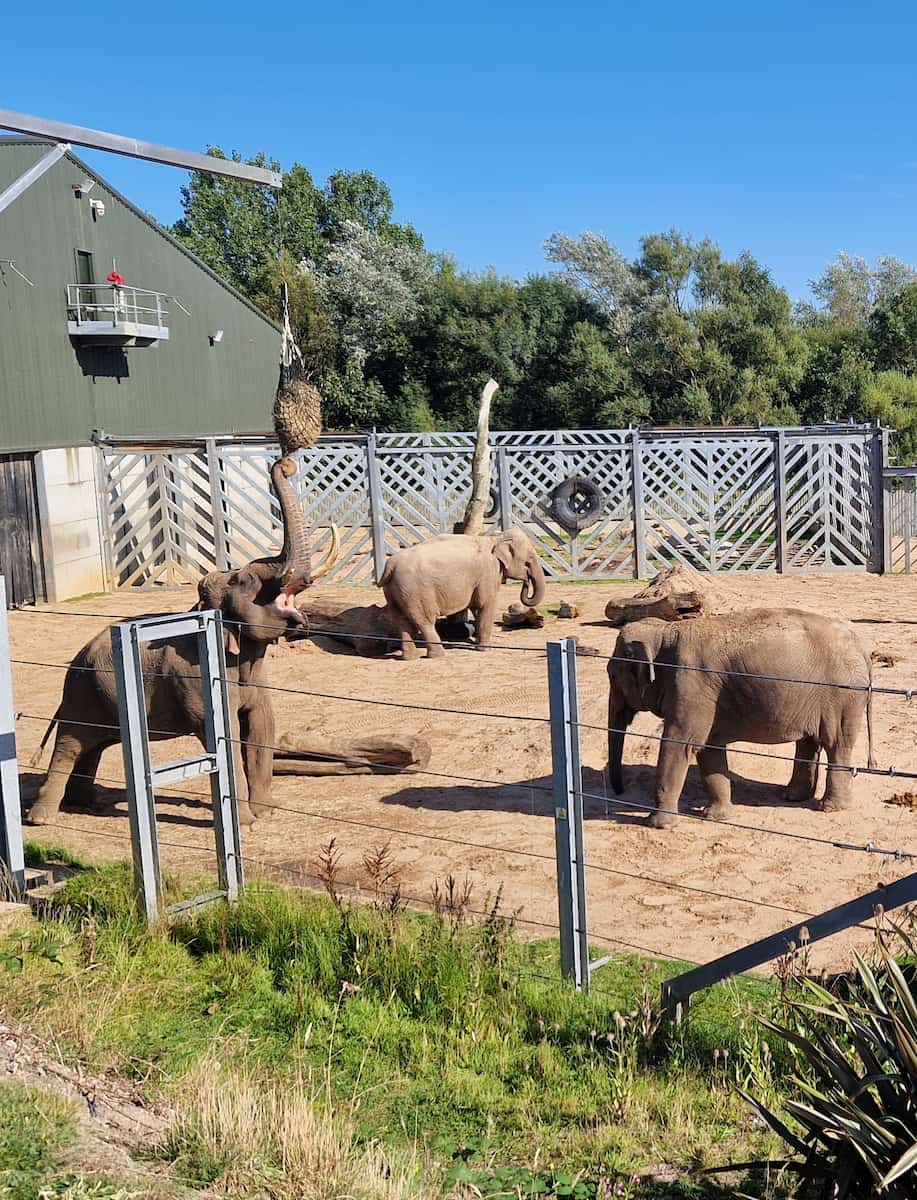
[705,801,733,822]
[783,787,814,804]
[248,803,275,821]
[648,809,678,831]
[24,801,59,826]
[822,794,853,813]
[237,803,258,826]
[425,648,446,660]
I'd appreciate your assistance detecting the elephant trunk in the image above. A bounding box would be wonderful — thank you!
[247,457,312,591]
[519,556,546,607]
[608,691,633,796]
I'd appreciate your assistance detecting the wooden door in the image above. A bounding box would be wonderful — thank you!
[0,454,45,607]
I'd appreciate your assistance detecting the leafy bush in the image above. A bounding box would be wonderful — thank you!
[744,924,917,1197]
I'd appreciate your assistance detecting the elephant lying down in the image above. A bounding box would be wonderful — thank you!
[608,608,875,829]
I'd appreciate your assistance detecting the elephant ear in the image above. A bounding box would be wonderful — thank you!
[491,534,517,576]
[620,627,664,703]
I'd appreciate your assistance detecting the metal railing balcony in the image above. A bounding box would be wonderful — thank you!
[66,283,170,346]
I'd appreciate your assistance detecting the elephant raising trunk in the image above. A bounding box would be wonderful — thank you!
[197,457,339,617]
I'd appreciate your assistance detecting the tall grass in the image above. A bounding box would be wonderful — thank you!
[1,854,791,1194]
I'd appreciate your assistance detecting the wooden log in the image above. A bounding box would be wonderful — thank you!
[604,591,705,626]
[272,733,432,776]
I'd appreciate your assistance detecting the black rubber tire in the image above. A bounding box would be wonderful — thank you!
[550,475,605,533]
[484,484,500,521]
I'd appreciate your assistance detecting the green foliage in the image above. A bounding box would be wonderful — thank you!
[169,146,917,444]
[2,866,790,1190]
[870,282,917,376]
[861,372,917,464]
[547,231,808,427]
[0,1081,75,1200]
[743,924,917,1197]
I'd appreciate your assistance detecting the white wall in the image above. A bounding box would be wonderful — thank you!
[34,448,107,602]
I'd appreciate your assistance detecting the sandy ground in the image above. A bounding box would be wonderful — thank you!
[9,572,917,974]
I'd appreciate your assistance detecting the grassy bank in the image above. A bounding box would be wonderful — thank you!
[0,851,797,1199]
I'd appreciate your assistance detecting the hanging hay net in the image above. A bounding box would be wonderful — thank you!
[272,281,322,460]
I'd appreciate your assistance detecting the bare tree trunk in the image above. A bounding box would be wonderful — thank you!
[459,378,499,536]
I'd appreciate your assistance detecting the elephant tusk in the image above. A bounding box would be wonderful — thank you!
[311,524,340,582]
[648,655,655,684]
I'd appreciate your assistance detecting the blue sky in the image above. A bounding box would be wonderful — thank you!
[4,0,917,301]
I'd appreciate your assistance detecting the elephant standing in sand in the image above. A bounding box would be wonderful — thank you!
[379,528,547,659]
[26,458,338,827]
[607,608,874,829]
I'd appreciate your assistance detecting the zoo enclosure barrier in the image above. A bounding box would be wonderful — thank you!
[4,590,917,1015]
[94,423,907,590]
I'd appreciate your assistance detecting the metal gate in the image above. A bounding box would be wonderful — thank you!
[94,424,887,588]
[886,468,917,574]
[0,453,45,607]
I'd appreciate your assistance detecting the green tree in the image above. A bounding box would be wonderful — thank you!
[172,151,324,300]
[860,371,917,462]
[870,281,917,374]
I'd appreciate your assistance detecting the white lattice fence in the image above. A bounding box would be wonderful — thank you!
[95,425,887,589]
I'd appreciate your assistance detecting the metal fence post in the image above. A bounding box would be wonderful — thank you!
[630,428,648,580]
[205,439,230,571]
[879,427,891,574]
[496,445,513,532]
[111,621,162,922]
[0,578,25,898]
[774,429,788,574]
[365,433,387,582]
[200,612,243,902]
[547,638,589,989]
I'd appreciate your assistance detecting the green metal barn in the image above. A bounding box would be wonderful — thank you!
[0,137,280,605]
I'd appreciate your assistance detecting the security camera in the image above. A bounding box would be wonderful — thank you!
[72,179,95,197]
[209,329,224,346]
[89,199,105,219]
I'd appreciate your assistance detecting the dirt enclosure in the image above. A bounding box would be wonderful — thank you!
[10,572,917,974]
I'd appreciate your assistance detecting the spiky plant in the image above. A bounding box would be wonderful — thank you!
[742,922,917,1198]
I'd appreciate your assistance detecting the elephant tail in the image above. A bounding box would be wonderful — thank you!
[376,558,394,590]
[28,712,59,768]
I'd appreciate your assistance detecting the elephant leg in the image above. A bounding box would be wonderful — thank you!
[650,735,691,830]
[240,702,275,819]
[27,728,104,824]
[473,598,496,650]
[193,713,256,826]
[696,746,732,821]
[785,737,820,803]
[63,740,117,808]
[390,607,421,661]
[822,740,856,812]
[418,619,445,660]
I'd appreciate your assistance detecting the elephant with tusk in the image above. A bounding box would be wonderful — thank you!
[378,528,547,659]
[607,608,875,830]
[25,457,339,827]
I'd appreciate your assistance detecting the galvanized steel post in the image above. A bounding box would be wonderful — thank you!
[547,638,589,989]
[0,578,25,897]
[630,428,648,580]
[365,433,388,582]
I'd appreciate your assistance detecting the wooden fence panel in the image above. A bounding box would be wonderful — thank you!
[95,426,888,588]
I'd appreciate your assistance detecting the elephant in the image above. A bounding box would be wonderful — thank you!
[25,457,338,827]
[378,528,547,659]
[607,608,875,830]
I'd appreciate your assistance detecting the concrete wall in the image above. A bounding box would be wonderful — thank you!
[34,449,106,602]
